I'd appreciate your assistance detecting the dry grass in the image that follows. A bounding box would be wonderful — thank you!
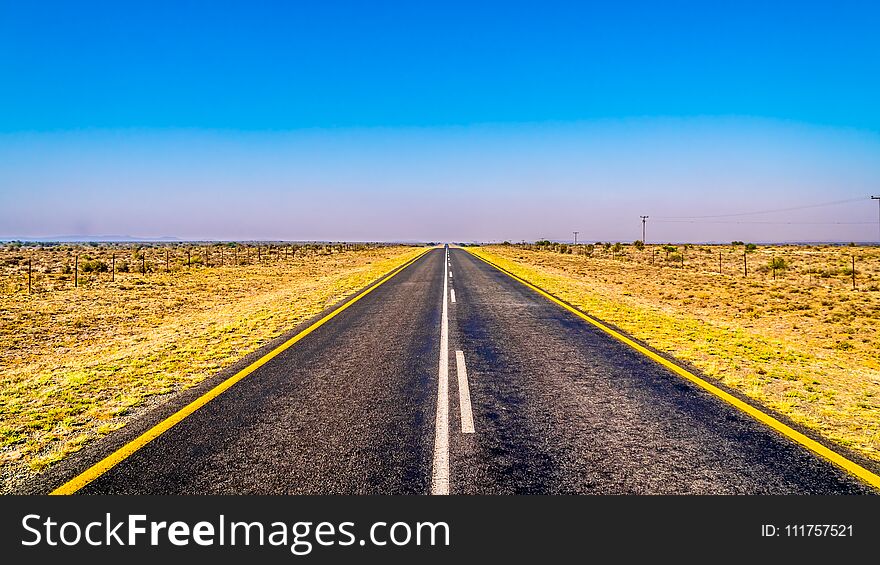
[0,243,423,490]
[471,243,880,463]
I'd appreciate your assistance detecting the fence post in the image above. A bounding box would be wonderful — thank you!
[112,254,115,282]
[719,250,722,274]
[28,258,32,294]
[166,249,169,272]
[187,248,191,267]
[852,255,856,290]
[743,251,747,277]
[142,251,146,275]
[75,254,78,288]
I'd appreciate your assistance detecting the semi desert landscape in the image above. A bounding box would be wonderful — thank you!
[0,242,423,491]
[3,239,879,493]
[471,242,880,465]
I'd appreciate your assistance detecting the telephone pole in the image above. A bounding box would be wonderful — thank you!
[872,196,880,242]
[573,231,579,245]
[640,216,649,243]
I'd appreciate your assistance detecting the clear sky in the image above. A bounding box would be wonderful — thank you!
[1,0,879,242]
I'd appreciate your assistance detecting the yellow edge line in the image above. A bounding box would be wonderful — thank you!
[466,249,880,491]
[51,247,432,495]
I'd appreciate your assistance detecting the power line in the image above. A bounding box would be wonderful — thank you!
[655,196,866,220]
[654,220,873,225]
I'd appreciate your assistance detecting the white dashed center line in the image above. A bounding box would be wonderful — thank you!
[431,246,450,495]
[455,350,475,434]
[450,288,456,303]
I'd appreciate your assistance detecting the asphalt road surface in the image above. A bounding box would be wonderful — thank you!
[61,247,874,494]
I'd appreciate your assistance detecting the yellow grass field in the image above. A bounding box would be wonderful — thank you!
[0,243,422,491]
[471,243,880,465]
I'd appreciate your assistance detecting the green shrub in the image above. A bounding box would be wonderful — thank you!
[80,260,109,273]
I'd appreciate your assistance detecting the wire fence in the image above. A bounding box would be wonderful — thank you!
[506,242,880,291]
[1,242,382,295]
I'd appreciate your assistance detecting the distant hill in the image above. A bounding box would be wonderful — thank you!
[0,235,182,242]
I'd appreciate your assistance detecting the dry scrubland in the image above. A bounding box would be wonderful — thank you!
[472,242,880,465]
[0,242,423,491]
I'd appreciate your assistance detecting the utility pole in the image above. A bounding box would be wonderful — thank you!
[872,196,880,242]
[573,231,579,246]
[640,216,649,243]
[852,255,856,290]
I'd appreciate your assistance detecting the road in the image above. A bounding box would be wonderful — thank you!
[54,247,874,494]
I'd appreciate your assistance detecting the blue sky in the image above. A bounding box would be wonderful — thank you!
[1,1,879,242]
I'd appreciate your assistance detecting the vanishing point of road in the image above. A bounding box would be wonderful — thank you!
[44,247,877,494]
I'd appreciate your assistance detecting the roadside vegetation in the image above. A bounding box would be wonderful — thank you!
[473,242,880,465]
[0,242,423,491]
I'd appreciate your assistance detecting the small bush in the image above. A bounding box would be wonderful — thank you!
[80,260,109,273]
